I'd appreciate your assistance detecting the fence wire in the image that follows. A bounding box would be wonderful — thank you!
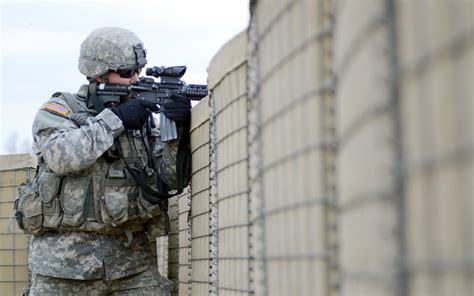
[168,1,473,295]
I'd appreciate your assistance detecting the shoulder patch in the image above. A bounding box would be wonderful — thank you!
[40,101,71,117]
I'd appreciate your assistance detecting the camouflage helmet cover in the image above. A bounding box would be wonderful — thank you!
[78,27,147,78]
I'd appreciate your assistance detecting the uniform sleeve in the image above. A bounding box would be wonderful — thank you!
[33,105,124,175]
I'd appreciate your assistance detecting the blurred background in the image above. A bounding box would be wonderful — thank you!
[0,0,250,154]
[0,0,472,295]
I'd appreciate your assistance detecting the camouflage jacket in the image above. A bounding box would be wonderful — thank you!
[29,84,181,280]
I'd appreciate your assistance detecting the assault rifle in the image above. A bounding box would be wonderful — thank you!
[91,66,208,141]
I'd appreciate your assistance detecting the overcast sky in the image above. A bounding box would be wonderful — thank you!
[0,0,249,155]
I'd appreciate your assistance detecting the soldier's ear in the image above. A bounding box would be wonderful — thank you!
[95,73,110,83]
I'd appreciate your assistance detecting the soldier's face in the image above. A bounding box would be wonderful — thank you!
[95,69,141,102]
[106,72,139,85]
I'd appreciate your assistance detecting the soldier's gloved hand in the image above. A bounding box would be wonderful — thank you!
[162,94,191,127]
[111,99,159,130]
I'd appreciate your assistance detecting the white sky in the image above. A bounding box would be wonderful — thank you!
[0,0,250,155]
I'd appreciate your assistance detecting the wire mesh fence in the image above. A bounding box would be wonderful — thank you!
[0,155,36,296]
[167,195,180,295]
[167,1,473,295]
[189,97,212,295]
[251,0,337,295]
[0,1,471,295]
[335,0,402,294]
[397,1,473,295]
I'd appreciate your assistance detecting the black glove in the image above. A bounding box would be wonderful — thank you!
[111,99,159,130]
[162,94,191,127]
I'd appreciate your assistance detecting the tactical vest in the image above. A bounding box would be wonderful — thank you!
[15,92,170,237]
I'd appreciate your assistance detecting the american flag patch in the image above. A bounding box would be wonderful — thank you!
[40,102,71,117]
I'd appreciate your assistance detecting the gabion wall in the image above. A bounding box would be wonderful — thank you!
[397,1,473,295]
[335,0,401,294]
[168,0,473,295]
[249,0,337,295]
[1,1,471,295]
[168,195,180,295]
[0,154,36,295]
[189,96,212,295]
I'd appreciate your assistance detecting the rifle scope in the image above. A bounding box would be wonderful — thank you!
[146,66,187,78]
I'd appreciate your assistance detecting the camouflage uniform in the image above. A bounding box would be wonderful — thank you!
[26,27,183,295]
[28,84,177,295]
[30,266,171,295]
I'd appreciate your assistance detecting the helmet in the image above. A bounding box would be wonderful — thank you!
[78,27,147,78]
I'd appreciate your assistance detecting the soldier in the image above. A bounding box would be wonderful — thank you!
[27,27,191,295]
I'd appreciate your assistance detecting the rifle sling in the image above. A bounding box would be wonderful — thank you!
[114,137,174,204]
[176,124,190,192]
[89,89,177,203]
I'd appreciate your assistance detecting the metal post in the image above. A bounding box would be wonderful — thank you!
[248,0,267,294]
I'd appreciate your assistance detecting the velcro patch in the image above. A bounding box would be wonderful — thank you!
[40,102,71,117]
